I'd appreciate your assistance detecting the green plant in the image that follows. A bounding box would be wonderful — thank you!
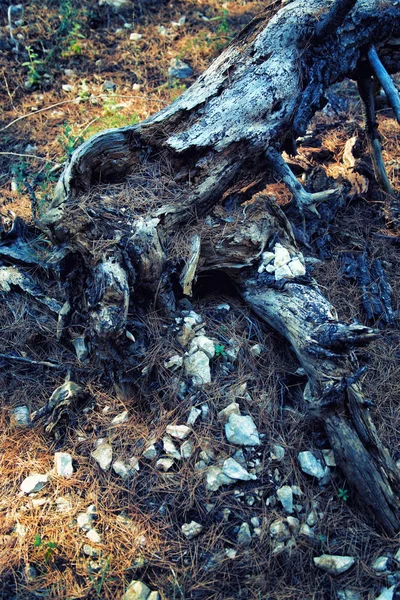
[22,46,43,87]
[58,124,84,159]
[33,534,57,562]
[214,344,226,358]
[337,487,349,501]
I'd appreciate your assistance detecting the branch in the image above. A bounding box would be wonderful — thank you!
[314,0,357,42]
[368,45,400,123]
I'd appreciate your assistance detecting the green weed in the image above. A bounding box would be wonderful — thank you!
[33,534,57,563]
[22,46,43,87]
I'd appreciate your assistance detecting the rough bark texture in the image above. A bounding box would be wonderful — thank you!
[3,0,400,534]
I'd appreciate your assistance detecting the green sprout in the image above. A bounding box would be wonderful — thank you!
[214,344,226,358]
[337,487,349,502]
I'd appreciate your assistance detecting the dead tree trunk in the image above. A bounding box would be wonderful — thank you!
[2,0,400,534]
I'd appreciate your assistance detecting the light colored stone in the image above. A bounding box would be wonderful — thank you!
[288,257,306,277]
[163,437,181,460]
[86,529,102,543]
[225,414,260,446]
[181,440,194,459]
[147,593,159,600]
[276,485,293,514]
[182,521,203,539]
[10,406,31,428]
[322,449,336,467]
[249,343,262,356]
[287,516,300,535]
[122,580,151,600]
[262,251,275,265]
[91,443,113,471]
[237,522,252,545]
[129,457,140,471]
[113,460,133,479]
[130,32,143,41]
[395,547,400,562]
[142,444,157,460]
[155,458,174,471]
[275,264,293,280]
[271,444,285,461]
[313,555,355,575]
[298,451,329,480]
[164,355,183,370]
[222,458,257,481]
[187,407,201,425]
[375,586,395,600]
[20,474,49,494]
[373,556,390,572]
[337,591,362,600]
[225,548,237,558]
[299,523,314,539]
[205,466,233,491]
[83,544,99,557]
[190,336,215,359]
[111,411,129,425]
[218,402,240,423]
[165,425,191,440]
[54,452,73,478]
[306,510,318,527]
[274,243,291,267]
[269,519,291,542]
[184,351,211,385]
[77,513,93,531]
[72,336,88,361]
[177,322,195,347]
[199,448,215,464]
[55,496,73,512]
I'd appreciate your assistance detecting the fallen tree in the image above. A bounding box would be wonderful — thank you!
[1,0,400,534]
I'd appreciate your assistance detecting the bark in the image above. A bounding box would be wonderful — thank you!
[3,0,400,534]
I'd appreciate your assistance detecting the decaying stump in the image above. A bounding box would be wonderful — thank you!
[2,0,400,534]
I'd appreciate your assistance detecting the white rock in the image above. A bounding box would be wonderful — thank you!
[375,586,395,600]
[155,458,174,471]
[322,449,336,467]
[182,521,203,539]
[271,444,285,461]
[187,407,201,425]
[54,452,73,477]
[251,517,260,527]
[337,590,362,600]
[395,547,400,562]
[62,84,74,92]
[166,425,191,440]
[11,406,31,428]
[164,355,183,370]
[55,496,73,512]
[266,264,275,273]
[276,485,293,514]
[184,351,211,385]
[205,466,234,491]
[306,510,318,527]
[83,544,99,557]
[129,32,143,41]
[147,593,159,600]
[287,516,300,535]
[199,448,215,464]
[237,522,252,545]
[373,556,390,572]
[298,451,329,480]
[261,251,275,265]
[313,555,355,575]
[190,336,215,359]
[91,443,113,471]
[299,523,314,539]
[218,402,240,423]
[20,474,49,494]
[269,519,291,542]
[225,414,260,446]
[275,264,294,280]
[86,529,102,543]
[288,257,306,277]
[77,513,94,531]
[129,457,140,471]
[181,440,194,459]
[113,460,133,479]
[249,343,262,356]
[225,548,237,559]
[122,580,151,600]
[163,437,181,460]
[142,444,157,460]
[274,243,291,268]
[111,411,129,425]
[222,458,257,481]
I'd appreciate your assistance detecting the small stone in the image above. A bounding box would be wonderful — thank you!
[164,355,183,370]
[112,460,133,479]
[91,443,113,471]
[288,257,306,277]
[72,336,88,361]
[271,444,285,461]
[201,403,210,420]
[251,517,260,527]
[86,529,102,544]
[395,548,400,562]
[158,25,168,36]
[299,523,314,539]
[199,448,215,464]
[10,406,31,428]
[222,458,257,481]
[182,521,203,539]
[129,457,140,471]
[55,496,73,512]
[225,548,237,559]
[184,351,211,385]
[291,485,303,496]
[313,555,355,575]
[163,437,181,460]
[225,414,260,446]
[287,516,300,535]
[187,407,201,425]
[102,80,117,92]
[181,440,194,459]
[147,593,160,600]
[275,264,293,280]
[83,544,99,557]
[155,458,174,471]
[274,243,291,268]
[111,411,129,425]
[77,513,93,531]
[269,519,291,542]
[122,580,151,600]
[373,556,390,572]
[177,323,194,347]
[20,474,49,494]
[277,485,293,514]
[205,466,233,491]
[169,58,193,79]
[190,336,215,359]
[298,451,330,480]
[218,402,241,423]
[322,449,336,467]
[306,510,318,527]
[337,591,362,600]
[130,32,143,41]
[142,444,157,460]
[54,452,73,478]
[62,84,74,92]
[237,522,252,545]
[249,343,262,356]
[166,425,191,440]
[232,449,246,464]
[375,586,395,600]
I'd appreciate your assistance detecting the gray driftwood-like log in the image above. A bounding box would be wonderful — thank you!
[4,0,400,534]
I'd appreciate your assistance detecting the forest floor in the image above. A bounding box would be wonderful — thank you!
[1,1,400,599]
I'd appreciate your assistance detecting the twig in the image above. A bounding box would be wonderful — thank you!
[0,353,60,368]
[0,151,60,165]
[368,45,400,123]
